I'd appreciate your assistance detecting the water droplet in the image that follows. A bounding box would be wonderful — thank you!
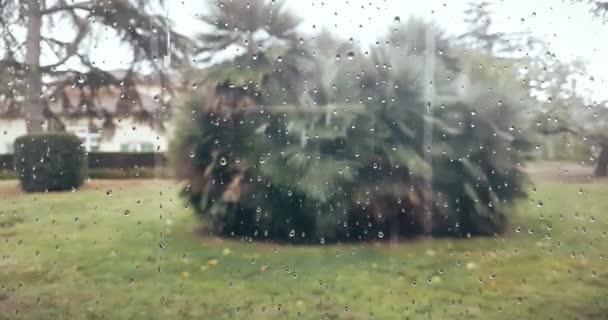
[219,157,227,166]
[347,51,355,60]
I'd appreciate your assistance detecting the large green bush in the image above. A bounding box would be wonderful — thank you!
[14,133,87,192]
[172,18,533,243]
[172,82,532,243]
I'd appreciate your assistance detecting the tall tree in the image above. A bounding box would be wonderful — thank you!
[197,0,300,58]
[576,0,608,19]
[459,1,595,165]
[171,0,313,221]
[192,0,312,107]
[0,0,191,133]
[459,1,542,57]
[567,0,608,175]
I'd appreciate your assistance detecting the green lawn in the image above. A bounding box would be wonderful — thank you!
[0,177,607,319]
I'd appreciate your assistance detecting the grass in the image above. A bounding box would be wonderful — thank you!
[0,176,607,319]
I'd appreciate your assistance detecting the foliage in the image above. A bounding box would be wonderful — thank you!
[564,1,608,175]
[574,0,608,20]
[196,0,300,57]
[0,152,170,180]
[87,152,169,169]
[172,1,533,242]
[14,133,87,192]
[524,51,604,171]
[458,1,542,56]
[87,167,172,179]
[0,0,191,132]
[189,0,316,111]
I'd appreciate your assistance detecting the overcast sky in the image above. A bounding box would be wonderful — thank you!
[90,0,608,99]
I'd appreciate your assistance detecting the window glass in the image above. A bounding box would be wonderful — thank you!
[1,1,607,319]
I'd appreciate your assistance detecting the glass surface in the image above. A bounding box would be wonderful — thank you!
[1,0,607,319]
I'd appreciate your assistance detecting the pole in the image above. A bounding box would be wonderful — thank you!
[422,26,436,236]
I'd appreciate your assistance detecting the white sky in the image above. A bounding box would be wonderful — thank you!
[92,0,608,99]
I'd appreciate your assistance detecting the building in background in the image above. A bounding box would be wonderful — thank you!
[0,71,176,154]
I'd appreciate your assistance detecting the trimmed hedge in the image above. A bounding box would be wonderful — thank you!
[14,133,87,192]
[0,154,13,170]
[88,152,168,169]
[0,152,169,181]
[88,167,173,179]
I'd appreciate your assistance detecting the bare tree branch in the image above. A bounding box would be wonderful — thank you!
[40,12,89,70]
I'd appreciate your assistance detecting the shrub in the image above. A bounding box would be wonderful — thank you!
[87,167,173,179]
[172,20,533,243]
[87,152,168,169]
[0,154,13,170]
[14,133,87,192]
[173,85,532,243]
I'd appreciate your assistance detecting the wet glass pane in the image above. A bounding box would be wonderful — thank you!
[1,0,607,319]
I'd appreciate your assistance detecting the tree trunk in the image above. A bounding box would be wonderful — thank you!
[247,33,255,55]
[595,144,608,177]
[24,0,44,133]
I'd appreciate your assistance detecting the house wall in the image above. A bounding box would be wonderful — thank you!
[0,119,27,154]
[0,118,169,154]
[97,118,169,152]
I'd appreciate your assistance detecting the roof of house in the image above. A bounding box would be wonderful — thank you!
[0,70,180,120]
